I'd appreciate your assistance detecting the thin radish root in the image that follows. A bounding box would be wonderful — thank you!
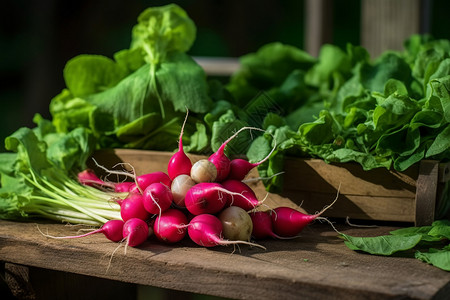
[91,158,142,193]
[105,240,125,274]
[217,238,266,250]
[345,216,378,228]
[241,171,285,184]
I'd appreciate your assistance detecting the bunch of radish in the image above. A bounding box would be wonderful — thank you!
[71,113,338,251]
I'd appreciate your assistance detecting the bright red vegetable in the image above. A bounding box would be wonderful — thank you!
[122,218,149,247]
[120,193,150,222]
[270,193,339,237]
[142,182,173,215]
[250,211,284,240]
[184,182,229,215]
[167,110,192,180]
[153,208,188,243]
[130,171,172,194]
[221,179,261,211]
[38,219,125,243]
[208,126,264,182]
[187,214,265,249]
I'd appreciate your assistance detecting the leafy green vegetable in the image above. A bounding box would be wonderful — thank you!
[1,3,449,230]
[238,35,450,198]
[342,220,450,271]
[0,120,122,225]
[415,246,450,271]
[50,4,213,153]
[341,233,423,255]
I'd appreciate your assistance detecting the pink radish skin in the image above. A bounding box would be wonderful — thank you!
[270,188,339,237]
[270,207,316,237]
[227,129,276,181]
[250,211,284,240]
[271,205,335,237]
[208,126,267,182]
[221,179,261,211]
[187,214,265,249]
[153,209,188,243]
[123,218,149,247]
[39,219,125,243]
[167,110,192,180]
[142,182,173,215]
[227,159,257,181]
[171,174,196,207]
[227,142,276,181]
[114,182,134,193]
[129,171,172,193]
[120,193,150,222]
[208,148,231,182]
[184,183,229,215]
[78,169,107,187]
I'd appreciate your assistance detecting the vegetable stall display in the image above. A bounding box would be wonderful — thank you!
[1,3,450,273]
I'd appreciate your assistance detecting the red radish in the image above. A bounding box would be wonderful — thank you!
[184,182,229,215]
[122,217,149,247]
[250,211,284,240]
[171,174,196,207]
[167,109,192,180]
[221,179,261,211]
[227,136,276,181]
[218,206,253,241]
[114,181,134,193]
[130,171,172,194]
[120,193,150,222]
[38,219,125,242]
[208,126,265,182]
[153,209,188,243]
[142,182,173,215]
[270,193,339,237]
[78,169,108,187]
[187,214,265,249]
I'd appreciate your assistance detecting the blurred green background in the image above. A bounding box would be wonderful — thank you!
[0,0,449,152]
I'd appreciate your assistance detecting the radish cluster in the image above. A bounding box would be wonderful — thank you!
[71,116,337,251]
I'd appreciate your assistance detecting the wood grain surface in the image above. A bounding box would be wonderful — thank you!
[1,220,449,300]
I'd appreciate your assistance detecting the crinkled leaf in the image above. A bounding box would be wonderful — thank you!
[426,124,450,157]
[130,3,196,65]
[415,248,450,271]
[63,54,128,97]
[341,233,423,256]
[157,52,212,113]
[210,110,250,156]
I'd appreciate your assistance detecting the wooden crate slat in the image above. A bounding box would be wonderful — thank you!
[415,160,439,226]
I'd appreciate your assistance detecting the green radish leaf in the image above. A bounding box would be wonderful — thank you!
[415,248,450,271]
[340,234,423,255]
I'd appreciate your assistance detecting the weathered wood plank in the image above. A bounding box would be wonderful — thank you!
[415,160,439,226]
[1,220,449,300]
[279,157,420,223]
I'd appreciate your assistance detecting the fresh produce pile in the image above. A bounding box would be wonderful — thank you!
[43,116,331,250]
[0,3,449,270]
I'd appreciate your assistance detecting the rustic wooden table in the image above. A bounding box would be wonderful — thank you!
[1,219,449,300]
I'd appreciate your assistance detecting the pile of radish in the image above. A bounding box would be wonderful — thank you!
[68,114,337,251]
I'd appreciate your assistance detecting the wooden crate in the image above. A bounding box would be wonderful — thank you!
[279,158,450,226]
[88,149,450,226]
